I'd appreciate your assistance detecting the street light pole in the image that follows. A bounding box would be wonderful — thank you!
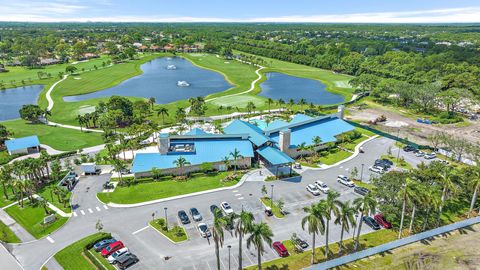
[270,184,274,208]
[227,245,231,270]
[353,213,359,238]
[164,207,168,231]
[396,128,401,163]
[360,163,364,182]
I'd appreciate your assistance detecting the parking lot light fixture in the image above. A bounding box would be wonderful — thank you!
[360,164,364,182]
[270,184,274,208]
[164,207,168,231]
[227,245,231,270]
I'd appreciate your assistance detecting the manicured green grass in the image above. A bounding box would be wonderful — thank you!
[353,180,375,190]
[260,197,285,218]
[0,220,21,243]
[211,95,266,108]
[97,172,239,204]
[4,203,68,239]
[0,56,110,88]
[340,135,370,151]
[0,150,24,165]
[0,186,16,208]
[1,120,103,151]
[245,229,397,270]
[149,218,188,242]
[318,150,353,165]
[236,51,355,101]
[87,249,116,270]
[37,180,71,213]
[54,232,111,270]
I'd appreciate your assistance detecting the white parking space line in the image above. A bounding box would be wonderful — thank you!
[88,208,93,213]
[234,193,242,196]
[243,250,255,264]
[237,197,244,200]
[232,190,239,193]
[191,263,197,270]
[73,212,77,217]
[80,210,85,215]
[46,236,55,243]
[205,260,213,270]
[103,205,108,209]
[96,206,101,212]
[220,256,227,270]
[132,225,150,235]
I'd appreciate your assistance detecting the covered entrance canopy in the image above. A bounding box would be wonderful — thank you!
[256,146,294,176]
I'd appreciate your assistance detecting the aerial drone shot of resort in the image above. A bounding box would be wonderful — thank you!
[1,1,480,270]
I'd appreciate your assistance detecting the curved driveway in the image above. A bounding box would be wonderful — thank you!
[9,137,396,270]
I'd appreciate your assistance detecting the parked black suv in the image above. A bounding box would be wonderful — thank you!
[374,159,392,170]
[178,210,190,224]
[362,216,381,230]
[117,254,139,269]
[403,145,417,152]
[354,186,370,196]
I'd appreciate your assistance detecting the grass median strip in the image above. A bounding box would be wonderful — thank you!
[0,220,21,243]
[149,218,188,243]
[260,197,285,218]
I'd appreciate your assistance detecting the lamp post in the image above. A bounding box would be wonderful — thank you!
[360,163,364,182]
[164,207,168,231]
[270,184,274,208]
[227,245,232,270]
[396,128,401,163]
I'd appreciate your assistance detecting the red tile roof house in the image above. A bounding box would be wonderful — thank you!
[150,44,159,51]
[138,45,148,52]
[163,44,175,52]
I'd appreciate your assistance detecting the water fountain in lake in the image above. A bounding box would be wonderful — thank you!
[177,81,190,87]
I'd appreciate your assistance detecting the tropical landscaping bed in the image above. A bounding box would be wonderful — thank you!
[97,171,242,204]
[260,197,285,218]
[149,218,188,243]
[4,202,68,239]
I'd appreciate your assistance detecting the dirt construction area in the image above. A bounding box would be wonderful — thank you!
[341,223,480,270]
[346,106,480,145]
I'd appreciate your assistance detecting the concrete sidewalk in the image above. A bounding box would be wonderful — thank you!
[0,209,35,242]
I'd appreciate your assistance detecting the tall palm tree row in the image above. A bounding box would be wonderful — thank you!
[301,202,326,265]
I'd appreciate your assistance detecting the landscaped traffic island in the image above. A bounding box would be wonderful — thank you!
[97,171,241,204]
[149,218,188,243]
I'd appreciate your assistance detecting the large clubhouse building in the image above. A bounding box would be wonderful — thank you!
[132,108,354,178]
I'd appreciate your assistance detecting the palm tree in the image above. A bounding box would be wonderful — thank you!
[112,159,126,183]
[211,209,227,270]
[301,202,326,265]
[398,177,416,239]
[44,109,52,123]
[37,198,50,215]
[235,210,255,270]
[436,167,456,227]
[353,192,376,250]
[334,200,356,252]
[324,191,341,258]
[288,99,295,111]
[298,98,307,111]
[467,166,480,217]
[222,156,231,171]
[0,166,12,200]
[76,114,84,132]
[173,156,191,176]
[277,99,285,111]
[408,183,424,235]
[156,107,169,124]
[246,222,273,270]
[297,142,309,160]
[267,98,274,112]
[148,97,156,110]
[230,148,243,173]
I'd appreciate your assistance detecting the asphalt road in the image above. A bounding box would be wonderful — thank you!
[7,137,435,270]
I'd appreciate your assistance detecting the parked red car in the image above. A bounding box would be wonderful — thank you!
[272,241,289,257]
[101,241,125,257]
[374,214,392,229]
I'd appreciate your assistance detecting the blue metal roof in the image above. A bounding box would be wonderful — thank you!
[5,135,40,152]
[132,138,254,173]
[184,128,208,135]
[290,114,312,124]
[256,146,294,166]
[263,119,289,132]
[224,120,271,146]
[270,117,354,147]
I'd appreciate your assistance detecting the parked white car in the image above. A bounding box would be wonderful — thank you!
[369,166,384,174]
[337,175,355,187]
[306,184,320,196]
[220,201,234,215]
[415,151,425,157]
[107,247,129,264]
[197,223,211,238]
[314,181,330,193]
[424,153,436,159]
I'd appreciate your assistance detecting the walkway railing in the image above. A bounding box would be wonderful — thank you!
[306,216,480,270]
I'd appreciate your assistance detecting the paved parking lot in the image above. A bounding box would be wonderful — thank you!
[10,136,440,270]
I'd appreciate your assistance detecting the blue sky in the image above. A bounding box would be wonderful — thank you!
[1,0,480,22]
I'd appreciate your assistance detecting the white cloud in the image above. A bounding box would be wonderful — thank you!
[1,5,480,23]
